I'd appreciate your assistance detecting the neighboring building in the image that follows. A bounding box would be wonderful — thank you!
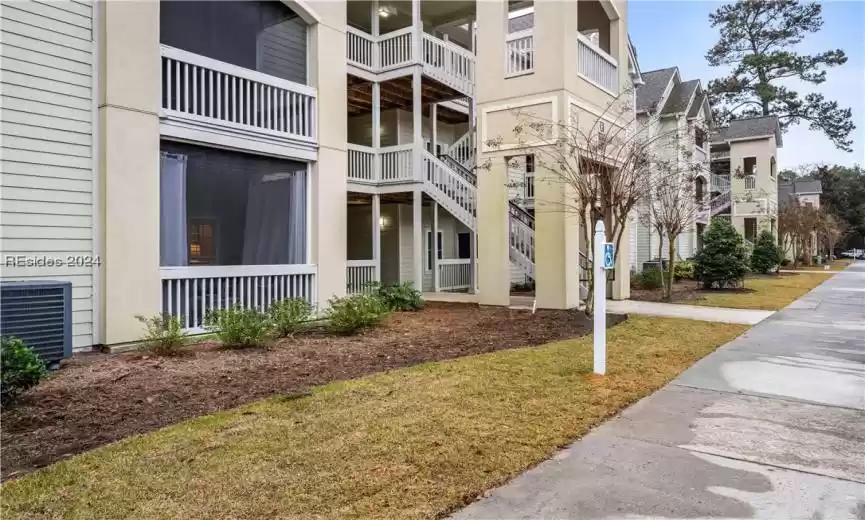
[0,0,636,350]
[709,115,782,243]
[629,66,712,270]
[778,178,823,260]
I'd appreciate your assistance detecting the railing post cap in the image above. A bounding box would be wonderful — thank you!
[595,219,605,233]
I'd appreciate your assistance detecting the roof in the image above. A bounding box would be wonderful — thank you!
[635,67,677,113]
[711,115,783,147]
[688,92,707,118]
[661,79,699,115]
[778,179,822,207]
[508,13,533,32]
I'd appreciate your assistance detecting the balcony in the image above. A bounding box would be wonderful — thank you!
[346,27,475,98]
[160,45,317,159]
[347,144,415,184]
[744,175,757,190]
[711,150,730,161]
[505,29,534,77]
[577,33,618,94]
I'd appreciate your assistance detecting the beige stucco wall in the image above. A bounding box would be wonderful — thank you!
[99,0,161,344]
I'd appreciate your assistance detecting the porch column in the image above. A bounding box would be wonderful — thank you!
[470,230,477,294]
[101,0,161,344]
[612,218,631,300]
[372,82,381,180]
[371,0,379,36]
[413,187,424,291]
[372,193,381,282]
[431,103,438,155]
[412,0,422,59]
[412,68,423,180]
[432,201,439,291]
[309,2,348,304]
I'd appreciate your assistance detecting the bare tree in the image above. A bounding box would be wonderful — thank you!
[483,89,688,314]
[779,202,822,267]
[817,210,846,260]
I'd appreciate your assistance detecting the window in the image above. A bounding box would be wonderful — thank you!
[426,231,443,270]
[188,218,217,265]
[770,156,777,178]
[744,218,757,242]
[160,0,307,84]
[695,128,706,149]
[744,157,757,175]
[159,141,308,267]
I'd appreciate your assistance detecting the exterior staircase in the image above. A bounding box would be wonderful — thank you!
[429,148,536,282]
[710,173,732,216]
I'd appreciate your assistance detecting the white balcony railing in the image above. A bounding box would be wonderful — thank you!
[745,175,757,190]
[711,150,730,161]
[438,259,472,291]
[577,33,618,94]
[711,173,731,192]
[505,29,534,77]
[347,260,378,294]
[347,144,415,184]
[380,28,415,70]
[160,45,316,142]
[422,33,474,95]
[161,264,317,332]
[346,27,377,69]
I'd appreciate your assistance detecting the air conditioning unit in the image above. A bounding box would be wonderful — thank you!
[1,280,72,368]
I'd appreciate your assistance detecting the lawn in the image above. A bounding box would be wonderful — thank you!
[1,317,745,520]
[784,259,854,272]
[692,272,832,310]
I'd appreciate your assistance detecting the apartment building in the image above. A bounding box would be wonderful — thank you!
[709,115,782,244]
[629,66,712,269]
[0,0,636,350]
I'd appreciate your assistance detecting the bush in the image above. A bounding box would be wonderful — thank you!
[368,281,424,311]
[631,268,671,290]
[135,313,188,355]
[694,218,749,289]
[326,294,390,334]
[674,259,696,281]
[268,298,313,337]
[780,258,791,267]
[751,230,783,274]
[204,307,272,348]
[511,281,535,292]
[1,336,47,406]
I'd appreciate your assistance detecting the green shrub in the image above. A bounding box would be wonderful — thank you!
[204,307,272,348]
[1,336,47,406]
[367,281,424,311]
[268,298,313,337]
[780,258,791,267]
[135,313,188,356]
[751,230,783,274]
[694,218,749,289]
[674,259,696,280]
[326,294,390,335]
[511,281,535,292]
[636,268,666,290]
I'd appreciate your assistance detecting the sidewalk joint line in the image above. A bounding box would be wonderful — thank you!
[670,383,865,413]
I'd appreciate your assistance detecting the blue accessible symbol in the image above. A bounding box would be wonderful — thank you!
[603,243,615,270]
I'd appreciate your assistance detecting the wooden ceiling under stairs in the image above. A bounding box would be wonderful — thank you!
[347,75,468,124]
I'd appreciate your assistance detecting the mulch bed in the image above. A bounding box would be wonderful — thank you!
[630,280,755,303]
[1,302,624,480]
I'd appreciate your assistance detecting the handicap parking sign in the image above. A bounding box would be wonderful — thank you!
[603,243,615,270]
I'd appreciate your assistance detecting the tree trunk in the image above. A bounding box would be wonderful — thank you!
[666,235,676,301]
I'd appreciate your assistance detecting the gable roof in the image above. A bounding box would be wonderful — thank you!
[636,67,677,113]
[661,79,699,115]
[711,115,783,147]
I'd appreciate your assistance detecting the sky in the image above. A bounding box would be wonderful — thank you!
[628,0,865,170]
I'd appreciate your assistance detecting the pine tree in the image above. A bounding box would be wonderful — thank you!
[751,230,783,274]
[706,0,854,151]
[694,218,749,289]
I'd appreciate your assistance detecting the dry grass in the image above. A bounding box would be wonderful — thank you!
[693,272,832,310]
[1,317,745,520]
[784,259,853,272]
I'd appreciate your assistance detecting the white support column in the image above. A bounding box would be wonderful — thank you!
[413,188,424,291]
[470,230,477,294]
[432,201,439,292]
[371,0,380,37]
[431,103,438,156]
[372,81,381,180]
[372,193,381,282]
[412,0,422,61]
[412,68,423,180]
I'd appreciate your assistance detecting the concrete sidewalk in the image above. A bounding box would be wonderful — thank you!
[607,299,773,325]
[452,264,865,520]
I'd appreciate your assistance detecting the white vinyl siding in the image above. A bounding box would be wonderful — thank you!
[0,0,95,350]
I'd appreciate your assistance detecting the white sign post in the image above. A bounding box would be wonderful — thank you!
[593,219,608,375]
